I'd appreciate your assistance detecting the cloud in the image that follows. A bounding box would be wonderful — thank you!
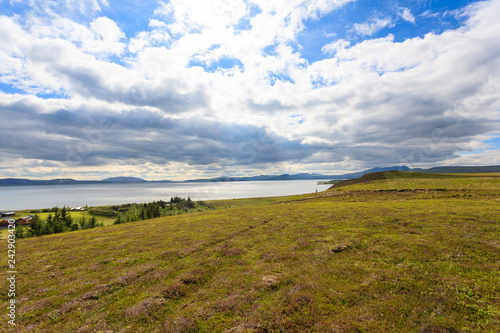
[154,1,174,17]
[23,0,109,17]
[0,94,314,169]
[353,17,394,36]
[0,0,499,179]
[85,17,126,55]
[399,8,416,24]
[321,39,351,55]
[442,148,500,166]
[164,0,248,34]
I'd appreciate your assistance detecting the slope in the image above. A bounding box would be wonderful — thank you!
[3,172,500,332]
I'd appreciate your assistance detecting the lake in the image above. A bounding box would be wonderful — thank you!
[0,180,332,210]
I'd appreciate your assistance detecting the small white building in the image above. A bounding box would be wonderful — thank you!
[0,212,15,217]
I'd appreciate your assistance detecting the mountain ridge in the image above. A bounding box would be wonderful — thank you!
[101,177,147,183]
[1,165,499,186]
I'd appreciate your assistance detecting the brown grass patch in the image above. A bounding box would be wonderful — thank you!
[223,323,268,333]
[163,284,187,300]
[219,247,244,257]
[162,316,198,332]
[179,268,209,285]
[123,297,165,317]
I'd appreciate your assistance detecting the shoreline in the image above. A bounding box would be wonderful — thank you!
[0,179,332,211]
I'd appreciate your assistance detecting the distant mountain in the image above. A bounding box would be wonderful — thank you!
[0,178,100,186]
[1,165,498,186]
[186,173,331,182]
[326,166,411,180]
[413,165,500,173]
[0,178,36,186]
[0,177,147,186]
[101,177,146,183]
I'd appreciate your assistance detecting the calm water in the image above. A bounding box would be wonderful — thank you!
[0,180,332,210]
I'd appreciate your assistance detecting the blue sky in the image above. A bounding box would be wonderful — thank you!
[0,0,499,180]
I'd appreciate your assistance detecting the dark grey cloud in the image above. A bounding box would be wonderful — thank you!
[1,76,498,172]
[0,100,314,167]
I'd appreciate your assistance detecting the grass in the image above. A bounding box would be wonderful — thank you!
[0,210,115,240]
[1,171,500,332]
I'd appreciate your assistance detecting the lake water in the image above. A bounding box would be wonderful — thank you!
[0,180,332,210]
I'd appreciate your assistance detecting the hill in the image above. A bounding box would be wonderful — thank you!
[5,171,500,332]
[2,165,499,186]
[101,177,146,183]
[326,165,410,180]
[414,165,500,173]
[0,178,99,186]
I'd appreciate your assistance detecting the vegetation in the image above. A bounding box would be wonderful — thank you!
[2,172,500,332]
[88,206,117,217]
[317,180,342,185]
[3,197,230,239]
[114,197,215,224]
[13,207,103,239]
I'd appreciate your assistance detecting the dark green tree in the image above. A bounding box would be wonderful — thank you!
[61,206,73,228]
[78,215,87,230]
[15,225,25,239]
[89,216,96,229]
[28,214,44,236]
[46,214,54,234]
[51,212,65,234]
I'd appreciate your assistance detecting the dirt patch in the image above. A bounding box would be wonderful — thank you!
[219,247,244,257]
[163,284,187,300]
[223,323,268,333]
[262,275,279,286]
[179,268,209,285]
[330,244,352,253]
[123,297,165,317]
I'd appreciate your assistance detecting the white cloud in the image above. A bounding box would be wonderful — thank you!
[20,0,109,16]
[149,19,168,29]
[165,0,248,34]
[128,30,171,54]
[419,10,440,19]
[154,1,174,17]
[442,149,500,166]
[321,39,351,55]
[400,8,416,24]
[128,19,171,54]
[12,13,126,58]
[85,17,126,56]
[353,17,394,36]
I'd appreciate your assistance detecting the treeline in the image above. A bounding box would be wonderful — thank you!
[15,206,102,239]
[13,197,214,238]
[29,205,89,214]
[114,197,213,224]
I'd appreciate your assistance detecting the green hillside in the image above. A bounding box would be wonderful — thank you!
[3,172,500,332]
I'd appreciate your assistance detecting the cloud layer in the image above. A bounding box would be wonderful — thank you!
[0,0,499,180]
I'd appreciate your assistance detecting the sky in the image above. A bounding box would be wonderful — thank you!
[0,0,499,181]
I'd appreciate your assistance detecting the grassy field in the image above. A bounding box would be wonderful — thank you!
[7,210,115,225]
[0,210,115,240]
[1,172,499,332]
